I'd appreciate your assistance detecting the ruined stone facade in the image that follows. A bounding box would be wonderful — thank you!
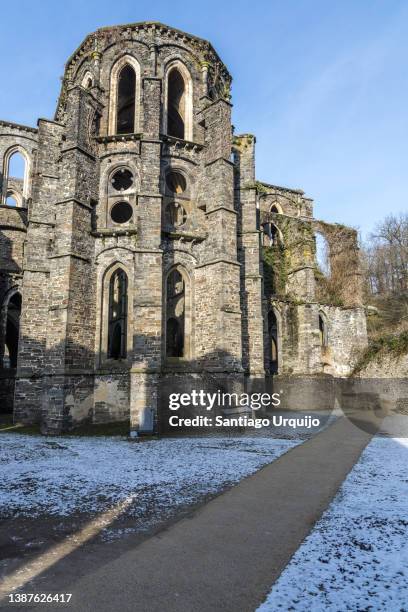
[0,22,367,432]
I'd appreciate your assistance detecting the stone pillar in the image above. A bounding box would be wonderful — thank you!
[200,61,209,96]
[285,219,316,302]
[13,119,64,424]
[129,77,163,435]
[91,50,102,85]
[195,99,243,377]
[233,135,265,386]
[39,86,100,433]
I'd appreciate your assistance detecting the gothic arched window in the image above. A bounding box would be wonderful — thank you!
[165,63,193,141]
[166,269,186,358]
[3,149,28,207]
[319,313,328,348]
[108,269,128,359]
[315,232,331,277]
[5,192,18,207]
[81,71,94,89]
[268,310,279,374]
[116,64,136,134]
[167,68,186,139]
[109,56,140,135]
[1,291,21,369]
[263,222,282,247]
[166,202,187,228]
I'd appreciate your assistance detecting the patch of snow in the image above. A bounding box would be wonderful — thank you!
[0,434,301,523]
[257,435,408,611]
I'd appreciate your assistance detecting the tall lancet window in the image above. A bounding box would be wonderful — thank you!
[116,65,136,134]
[108,269,128,359]
[268,310,279,374]
[167,68,186,139]
[2,291,22,369]
[319,313,328,348]
[4,149,28,207]
[166,269,185,357]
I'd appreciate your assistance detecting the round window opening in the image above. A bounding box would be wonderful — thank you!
[166,171,187,194]
[111,201,133,224]
[111,169,134,192]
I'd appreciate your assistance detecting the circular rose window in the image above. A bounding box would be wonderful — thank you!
[111,169,134,192]
[166,171,187,194]
[111,201,133,224]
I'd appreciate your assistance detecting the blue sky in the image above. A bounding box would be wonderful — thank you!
[1,0,406,238]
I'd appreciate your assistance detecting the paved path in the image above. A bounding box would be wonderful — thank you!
[4,418,373,612]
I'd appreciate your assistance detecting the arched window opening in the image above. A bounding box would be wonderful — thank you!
[5,193,17,207]
[108,269,128,359]
[263,223,282,247]
[81,71,94,89]
[270,203,282,214]
[167,68,186,139]
[116,64,136,134]
[4,292,21,368]
[166,171,187,194]
[315,233,330,276]
[8,152,25,180]
[166,269,185,358]
[166,202,187,228]
[4,151,26,207]
[268,310,279,374]
[319,314,328,348]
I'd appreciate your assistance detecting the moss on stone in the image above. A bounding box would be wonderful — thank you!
[262,244,287,296]
[243,180,269,194]
[352,330,408,374]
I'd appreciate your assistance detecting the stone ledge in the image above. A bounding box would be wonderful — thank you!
[196,258,241,269]
[49,252,91,262]
[163,227,207,242]
[92,227,138,238]
[161,134,204,151]
[96,133,142,144]
[0,119,37,133]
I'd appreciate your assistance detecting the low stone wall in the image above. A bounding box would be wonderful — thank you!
[353,352,408,379]
[0,370,15,414]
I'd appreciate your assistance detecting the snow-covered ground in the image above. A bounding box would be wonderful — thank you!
[0,433,303,528]
[258,432,408,611]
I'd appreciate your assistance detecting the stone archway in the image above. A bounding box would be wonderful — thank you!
[0,289,21,415]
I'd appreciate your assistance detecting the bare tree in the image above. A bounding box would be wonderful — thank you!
[365,213,408,295]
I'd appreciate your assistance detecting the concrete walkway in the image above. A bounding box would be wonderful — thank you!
[6,417,373,612]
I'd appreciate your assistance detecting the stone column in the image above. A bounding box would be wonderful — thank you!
[13,119,64,424]
[195,99,243,378]
[233,135,265,388]
[129,77,163,435]
[39,86,100,433]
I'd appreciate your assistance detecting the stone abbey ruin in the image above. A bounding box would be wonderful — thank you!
[0,22,367,433]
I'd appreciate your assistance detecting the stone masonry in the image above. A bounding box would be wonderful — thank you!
[0,22,367,433]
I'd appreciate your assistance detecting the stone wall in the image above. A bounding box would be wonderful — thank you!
[0,21,368,432]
